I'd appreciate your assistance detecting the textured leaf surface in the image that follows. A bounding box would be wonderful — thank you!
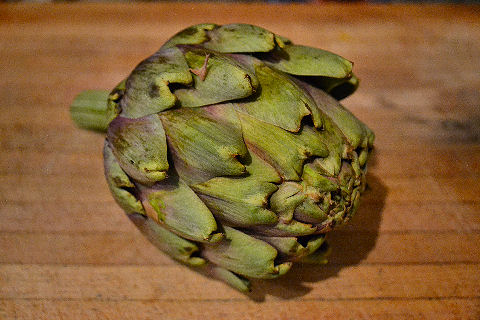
[192,152,280,227]
[203,24,276,53]
[256,234,326,260]
[103,143,145,215]
[207,266,251,293]
[239,112,329,180]
[174,49,258,107]
[267,45,353,78]
[128,213,206,266]
[234,63,312,132]
[301,80,372,149]
[107,115,169,185]
[121,47,192,118]
[202,226,292,279]
[162,23,217,48]
[145,177,221,243]
[160,104,248,184]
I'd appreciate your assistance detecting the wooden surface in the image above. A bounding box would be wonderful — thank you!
[1,3,479,319]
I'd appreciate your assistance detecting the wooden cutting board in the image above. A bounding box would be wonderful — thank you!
[0,3,479,319]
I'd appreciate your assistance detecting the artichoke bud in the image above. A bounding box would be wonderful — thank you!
[71,23,375,292]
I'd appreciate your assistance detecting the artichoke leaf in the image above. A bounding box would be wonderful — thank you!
[142,175,222,244]
[192,151,280,227]
[107,114,169,185]
[163,23,281,54]
[121,47,192,119]
[269,182,306,223]
[202,226,292,279]
[162,23,217,48]
[266,44,353,79]
[299,241,331,264]
[207,265,251,293]
[239,112,328,181]
[289,78,349,176]
[300,79,371,150]
[293,196,330,225]
[255,236,307,258]
[103,142,145,215]
[203,23,276,53]
[252,219,317,237]
[128,213,206,267]
[302,163,340,190]
[174,47,258,107]
[274,35,292,48]
[160,104,248,185]
[256,235,326,260]
[234,63,313,132]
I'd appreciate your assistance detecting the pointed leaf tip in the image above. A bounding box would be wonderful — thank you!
[266,45,353,79]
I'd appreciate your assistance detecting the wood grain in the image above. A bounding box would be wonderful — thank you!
[1,299,479,320]
[1,3,479,319]
[1,264,478,300]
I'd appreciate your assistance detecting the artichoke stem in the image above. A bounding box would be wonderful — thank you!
[70,90,111,133]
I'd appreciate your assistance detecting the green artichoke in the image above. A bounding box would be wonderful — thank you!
[71,23,374,292]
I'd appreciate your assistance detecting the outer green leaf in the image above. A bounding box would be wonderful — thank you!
[208,266,251,293]
[106,79,125,123]
[255,236,307,258]
[128,213,206,267]
[144,176,222,243]
[239,112,328,181]
[256,235,326,260]
[292,78,351,176]
[103,142,145,215]
[174,48,258,107]
[300,80,370,149]
[266,45,353,79]
[269,182,306,223]
[121,47,192,118]
[299,242,331,264]
[302,163,339,190]
[192,151,280,227]
[234,63,312,132]
[108,115,169,184]
[160,104,248,185]
[162,23,217,48]
[252,219,317,237]
[107,114,169,185]
[203,24,276,53]
[294,197,329,224]
[274,35,291,48]
[202,226,292,279]
[163,24,281,54]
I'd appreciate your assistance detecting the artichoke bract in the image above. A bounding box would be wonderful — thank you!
[71,23,374,292]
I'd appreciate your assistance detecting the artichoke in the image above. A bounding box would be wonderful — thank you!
[71,23,374,292]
